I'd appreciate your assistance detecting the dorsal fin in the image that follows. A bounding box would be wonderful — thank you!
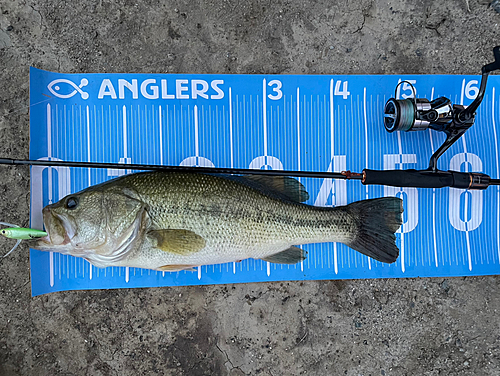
[228,175,309,203]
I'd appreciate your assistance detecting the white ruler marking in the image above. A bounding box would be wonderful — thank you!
[122,105,130,281]
[297,90,301,172]
[231,90,237,274]
[459,93,472,271]
[492,88,500,264]
[363,88,372,270]
[159,105,164,165]
[460,79,465,108]
[296,88,304,272]
[194,105,199,157]
[229,88,234,168]
[263,79,268,157]
[86,105,93,280]
[396,130,405,272]
[330,80,339,274]
[429,87,438,267]
[122,105,128,158]
[47,103,54,287]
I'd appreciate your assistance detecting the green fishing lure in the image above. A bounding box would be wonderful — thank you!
[0,227,47,239]
[0,222,47,258]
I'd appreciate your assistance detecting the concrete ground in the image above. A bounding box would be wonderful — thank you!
[1,0,500,375]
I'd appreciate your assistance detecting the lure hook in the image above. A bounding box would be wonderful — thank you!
[0,222,47,258]
[0,222,22,258]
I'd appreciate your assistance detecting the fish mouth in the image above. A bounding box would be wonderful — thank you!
[40,206,74,247]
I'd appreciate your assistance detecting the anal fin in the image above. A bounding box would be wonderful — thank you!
[157,264,198,272]
[260,246,306,264]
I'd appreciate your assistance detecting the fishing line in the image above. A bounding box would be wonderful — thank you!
[0,222,22,258]
[1,96,54,118]
[383,98,415,132]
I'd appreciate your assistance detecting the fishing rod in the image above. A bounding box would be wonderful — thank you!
[0,157,363,181]
[1,47,499,190]
[1,157,499,190]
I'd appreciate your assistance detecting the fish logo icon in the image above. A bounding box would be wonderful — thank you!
[47,78,89,99]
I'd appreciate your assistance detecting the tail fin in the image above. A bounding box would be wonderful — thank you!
[345,197,403,263]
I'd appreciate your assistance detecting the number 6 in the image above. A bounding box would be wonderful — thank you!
[464,80,479,100]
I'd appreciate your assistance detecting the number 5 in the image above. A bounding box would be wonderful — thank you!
[396,79,417,99]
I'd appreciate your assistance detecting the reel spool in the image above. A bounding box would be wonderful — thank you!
[383,81,453,133]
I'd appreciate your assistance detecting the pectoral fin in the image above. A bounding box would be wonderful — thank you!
[148,229,206,255]
[260,246,306,264]
[157,264,198,272]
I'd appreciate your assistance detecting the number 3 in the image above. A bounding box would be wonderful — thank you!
[267,80,283,100]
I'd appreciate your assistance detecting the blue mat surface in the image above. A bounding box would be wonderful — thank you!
[29,67,500,296]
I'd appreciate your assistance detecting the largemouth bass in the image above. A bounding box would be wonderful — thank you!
[32,172,403,271]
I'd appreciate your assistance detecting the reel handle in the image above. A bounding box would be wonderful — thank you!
[459,46,500,121]
[362,169,490,190]
[482,46,500,74]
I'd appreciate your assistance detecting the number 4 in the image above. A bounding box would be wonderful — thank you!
[334,81,350,99]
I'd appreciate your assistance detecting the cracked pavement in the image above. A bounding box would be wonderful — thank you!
[1,0,500,375]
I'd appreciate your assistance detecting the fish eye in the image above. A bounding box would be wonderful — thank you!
[65,196,79,210]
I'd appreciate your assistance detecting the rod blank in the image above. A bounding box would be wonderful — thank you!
[0,158,362,180]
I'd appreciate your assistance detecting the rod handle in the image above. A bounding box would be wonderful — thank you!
[362,169,490,190]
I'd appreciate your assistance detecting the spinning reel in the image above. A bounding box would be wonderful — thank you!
[360,46,500,189]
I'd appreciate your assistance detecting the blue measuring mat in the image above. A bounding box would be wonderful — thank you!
[28,67,500,296]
